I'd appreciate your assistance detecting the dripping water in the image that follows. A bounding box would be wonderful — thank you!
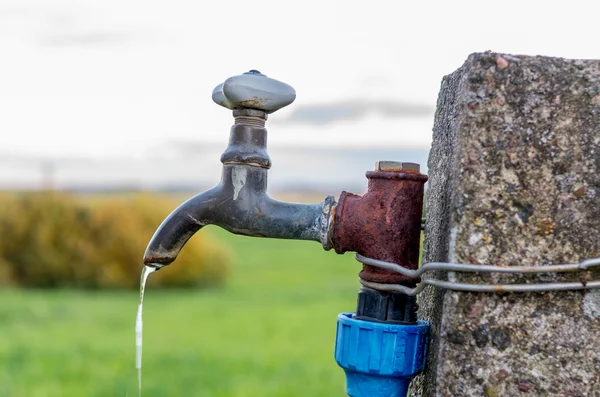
[136,265,158,397]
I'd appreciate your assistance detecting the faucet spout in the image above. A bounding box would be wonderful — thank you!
[142,188,218,265]
[143,167,335,265]
[143,71,336,267]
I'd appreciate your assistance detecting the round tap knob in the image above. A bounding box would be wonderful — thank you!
[212,70,296,114]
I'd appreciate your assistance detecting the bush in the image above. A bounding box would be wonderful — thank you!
[0,192,231,289]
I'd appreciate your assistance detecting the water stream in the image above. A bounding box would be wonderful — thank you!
[136,265,157,397]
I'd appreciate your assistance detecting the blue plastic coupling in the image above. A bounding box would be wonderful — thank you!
[334,313,430,397]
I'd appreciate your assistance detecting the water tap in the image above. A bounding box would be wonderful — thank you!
[143,70,336,265]
[143,71,430,397]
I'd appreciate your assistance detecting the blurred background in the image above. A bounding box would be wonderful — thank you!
[0,0,598,396]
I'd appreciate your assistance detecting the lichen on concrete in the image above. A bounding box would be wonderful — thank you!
[583,290,600,320]
[412,52,600,396]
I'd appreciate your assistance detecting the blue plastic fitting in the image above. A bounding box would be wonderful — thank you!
[334,313,430,397]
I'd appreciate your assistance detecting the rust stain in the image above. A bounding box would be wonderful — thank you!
[238,96,271,109]
[573,186,586,198]
[537,218,556,236]
[143,249,175,265]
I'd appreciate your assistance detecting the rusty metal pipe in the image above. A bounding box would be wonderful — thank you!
[332,164,428,286]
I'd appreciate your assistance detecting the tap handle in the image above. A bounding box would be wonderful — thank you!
[212,70,296,114]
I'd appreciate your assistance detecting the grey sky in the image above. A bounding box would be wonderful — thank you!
[0,0,598,187]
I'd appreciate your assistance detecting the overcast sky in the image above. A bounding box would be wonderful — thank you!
[1,0,598,160]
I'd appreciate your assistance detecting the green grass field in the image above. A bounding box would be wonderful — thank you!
[0,226,361,397]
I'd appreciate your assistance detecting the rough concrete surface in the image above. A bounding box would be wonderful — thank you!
[411,52,600,396]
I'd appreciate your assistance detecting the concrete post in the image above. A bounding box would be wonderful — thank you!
[412,52,600,396]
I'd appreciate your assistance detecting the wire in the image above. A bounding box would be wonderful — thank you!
[355,254,600,296]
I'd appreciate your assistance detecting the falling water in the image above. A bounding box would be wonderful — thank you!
[136,265,157,397]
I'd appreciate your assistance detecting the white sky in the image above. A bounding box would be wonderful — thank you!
[0,0,599,159]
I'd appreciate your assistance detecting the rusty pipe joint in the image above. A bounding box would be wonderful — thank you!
[143,71,335,267]
[331,161,428,323]
[331,162,428,286]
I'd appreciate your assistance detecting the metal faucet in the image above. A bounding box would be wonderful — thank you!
[142,71,430,397]
[143,70,336,266]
